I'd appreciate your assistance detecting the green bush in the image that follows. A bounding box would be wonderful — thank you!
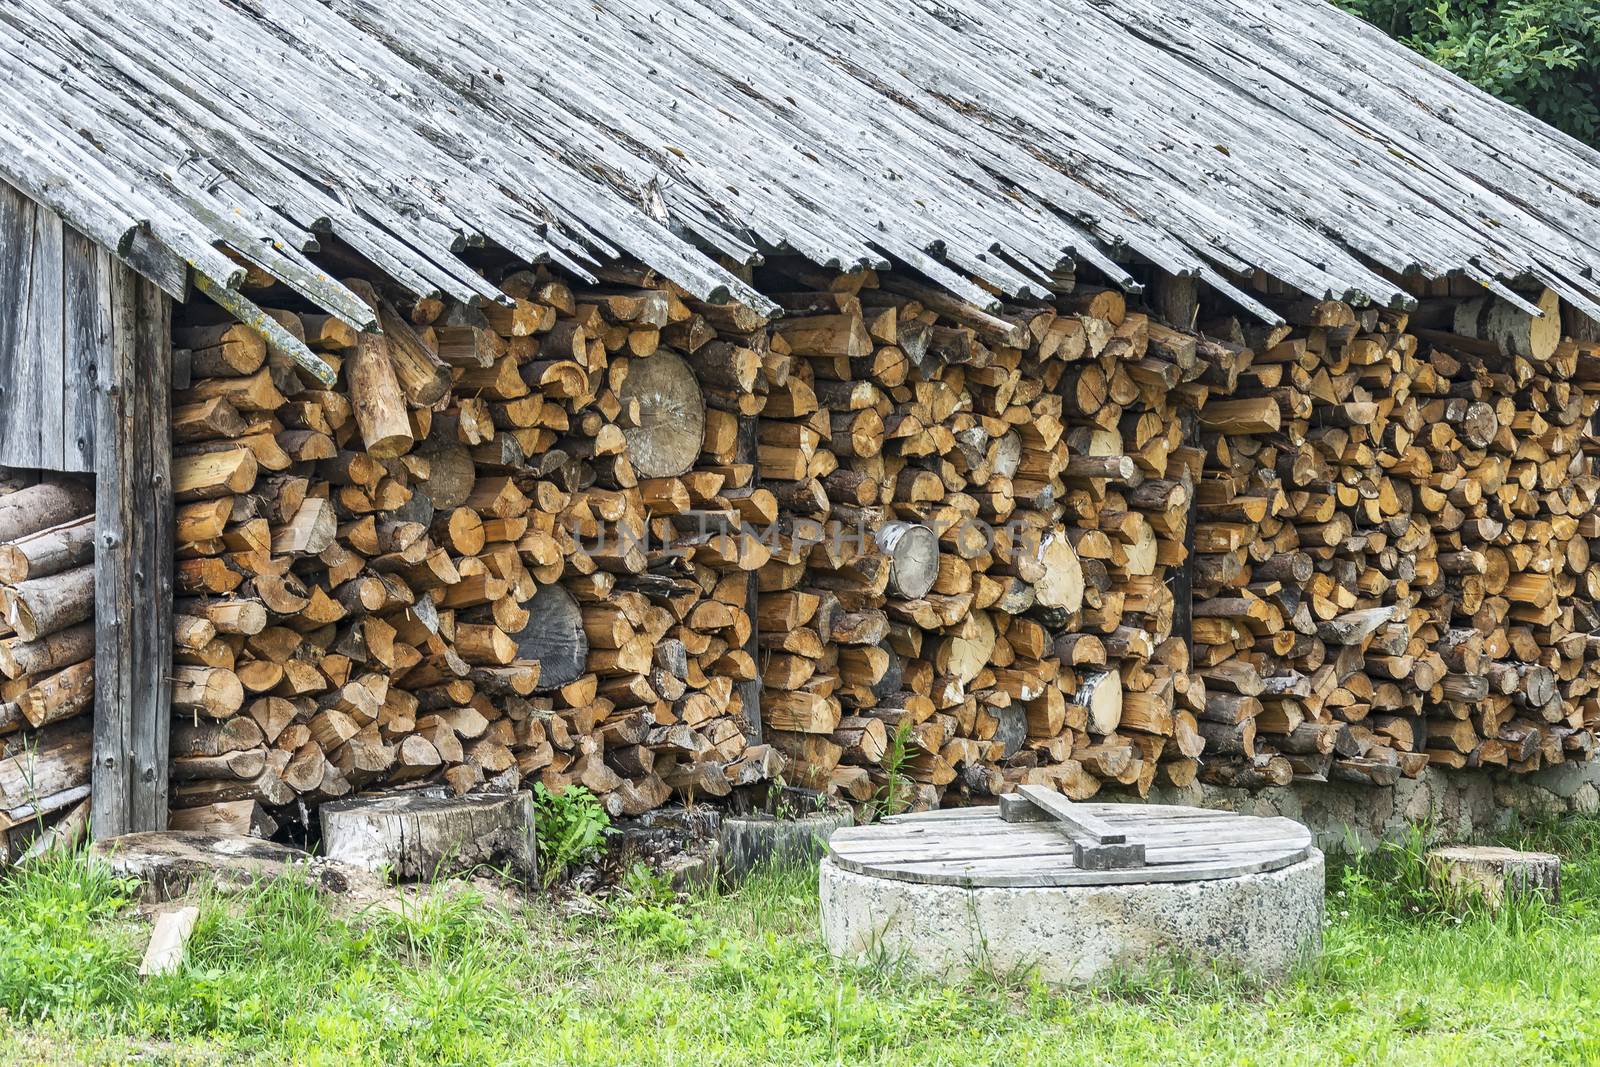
[531,782,613,886]
[1336,0,1600,145]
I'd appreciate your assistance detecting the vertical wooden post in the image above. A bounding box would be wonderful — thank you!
[1152,270,1200,332]
[92,267,173,837]
[735,412,762,743]
[1152,269,1202,655]
[1175,407,1199,654]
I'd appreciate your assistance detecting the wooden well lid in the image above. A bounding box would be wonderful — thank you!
[826,804,1315,887]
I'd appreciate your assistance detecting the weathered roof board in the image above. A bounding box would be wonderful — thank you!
[1,0,1598,328]
[0,180,107,474]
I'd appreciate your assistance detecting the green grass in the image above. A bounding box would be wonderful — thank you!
[2,817,1600,1066]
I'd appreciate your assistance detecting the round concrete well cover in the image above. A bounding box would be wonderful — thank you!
[826,804,1314,888]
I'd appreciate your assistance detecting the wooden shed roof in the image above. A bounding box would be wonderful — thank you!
[3,0,1599,328]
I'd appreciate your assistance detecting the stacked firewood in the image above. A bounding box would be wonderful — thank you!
[748,270,1599,807]
[749,267,1206,809]
[0,473,96,862]
[165,269,780,834]
[166,253,1600,827]
[1187,284,1600,788]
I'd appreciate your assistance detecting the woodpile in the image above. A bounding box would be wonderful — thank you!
[739,269,1600,805]
[163,255,1600,828]
[750,267,1198,808]
[1185,281,1600,788]
[164,267,779,835]
[0,472,96,863]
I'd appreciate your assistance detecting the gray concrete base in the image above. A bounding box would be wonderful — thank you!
[819,851,1324,986]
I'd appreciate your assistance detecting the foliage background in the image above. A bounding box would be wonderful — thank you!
[1336,0,1600,147]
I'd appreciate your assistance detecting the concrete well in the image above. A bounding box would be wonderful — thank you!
[820,850,1324,986]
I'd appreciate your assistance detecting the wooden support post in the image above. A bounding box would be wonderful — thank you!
[1151,267,1201,655]
[93,268,174,837]
[736,412,762,743]
[1152,269,1200,332]
[1175,407,1199,654]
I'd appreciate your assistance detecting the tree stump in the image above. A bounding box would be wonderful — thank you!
[719,787,853,883]
[320,790,538,881]
[620,807,724,891]
[1426,845,1560,907]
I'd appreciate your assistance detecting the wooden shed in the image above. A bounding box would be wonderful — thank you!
[1,181,172,844]
[3,0,1600,853]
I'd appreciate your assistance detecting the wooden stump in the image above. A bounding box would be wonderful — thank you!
[719,788,854,883]
[1426,845,1560,907]
[320,790,538,881]
[620,807,724,891]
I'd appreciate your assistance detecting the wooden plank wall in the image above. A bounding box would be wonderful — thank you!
[0,177,174,835]
[0,179,105,474]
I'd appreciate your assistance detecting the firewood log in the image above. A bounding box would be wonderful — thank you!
[6,565,94,642]
[0,515,94,584]
[0,481,94,544]
[149,262,1600,830]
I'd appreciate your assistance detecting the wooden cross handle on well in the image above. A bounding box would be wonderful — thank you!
[999,785,1147,870]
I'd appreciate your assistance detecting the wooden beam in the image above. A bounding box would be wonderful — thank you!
[62,232,106,471]
[92,266,174,837]
[28,206,66,472]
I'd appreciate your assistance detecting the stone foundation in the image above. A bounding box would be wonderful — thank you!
[1109,762,1600,854]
